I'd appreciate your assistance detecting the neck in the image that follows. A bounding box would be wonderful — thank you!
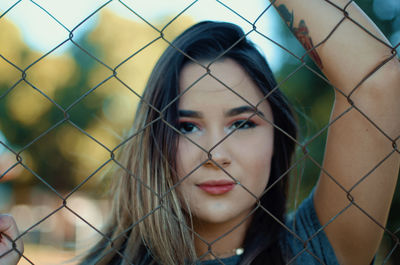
[193,215,252,260]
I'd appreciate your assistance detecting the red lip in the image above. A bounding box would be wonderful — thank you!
[197,180,236,195]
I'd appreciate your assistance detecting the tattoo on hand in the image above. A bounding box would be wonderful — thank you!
[277,4,323,69]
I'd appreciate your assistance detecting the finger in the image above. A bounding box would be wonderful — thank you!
[0,214,24,253]
[0,214,18,238]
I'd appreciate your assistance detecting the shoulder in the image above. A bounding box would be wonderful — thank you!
[280,189,340,265]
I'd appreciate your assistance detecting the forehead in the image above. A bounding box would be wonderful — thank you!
[179,59,266,108]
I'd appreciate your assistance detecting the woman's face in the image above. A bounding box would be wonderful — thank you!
[175,58,274,226]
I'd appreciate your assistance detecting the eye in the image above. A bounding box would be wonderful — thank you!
[178,122,199,134]
[230,120,257,130]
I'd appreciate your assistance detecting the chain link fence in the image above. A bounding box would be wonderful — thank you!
[0,0,399,264]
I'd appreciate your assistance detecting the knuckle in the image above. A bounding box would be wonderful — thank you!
[0,214,14,223]
[0,214,16,229]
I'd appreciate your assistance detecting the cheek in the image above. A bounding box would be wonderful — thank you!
[175,140,192,208]
[237,133,274,194]
[176,138,199,181]
[254,154,273,188]
[246,154,272,194]
[176,139,189,180]
[175,138,207,214]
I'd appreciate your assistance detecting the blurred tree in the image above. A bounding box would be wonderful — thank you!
[0,10,194,196]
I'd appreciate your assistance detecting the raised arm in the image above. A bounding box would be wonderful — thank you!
[273,1,400,264]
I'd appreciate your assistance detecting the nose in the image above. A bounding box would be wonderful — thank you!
[203,136,231,169]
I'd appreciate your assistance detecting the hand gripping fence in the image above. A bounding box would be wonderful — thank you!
[0,0,399,264]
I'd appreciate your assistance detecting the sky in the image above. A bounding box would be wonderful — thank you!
[3,0,397,85]
[0,0,284,71]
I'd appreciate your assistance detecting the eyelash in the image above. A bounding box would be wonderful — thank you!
[178,120,257,134]
[231,120,257,130]
[178,122,200,134]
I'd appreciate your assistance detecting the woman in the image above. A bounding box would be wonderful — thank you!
[1,1,399,264]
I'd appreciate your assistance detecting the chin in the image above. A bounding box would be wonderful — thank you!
[193,208,252,226]
[197,215,233,225]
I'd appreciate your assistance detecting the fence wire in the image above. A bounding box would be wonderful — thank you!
[0,0,399,264]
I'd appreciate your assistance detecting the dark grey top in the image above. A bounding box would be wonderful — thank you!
[281,191,339,264]
[200,191,340,265]
[200,255,241,265]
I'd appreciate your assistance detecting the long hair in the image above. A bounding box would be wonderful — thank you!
[80,21,297,265]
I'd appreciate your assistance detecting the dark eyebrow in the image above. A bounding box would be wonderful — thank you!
[178,110,203,118]
[178,106,264,119]
[225,106,265,117]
